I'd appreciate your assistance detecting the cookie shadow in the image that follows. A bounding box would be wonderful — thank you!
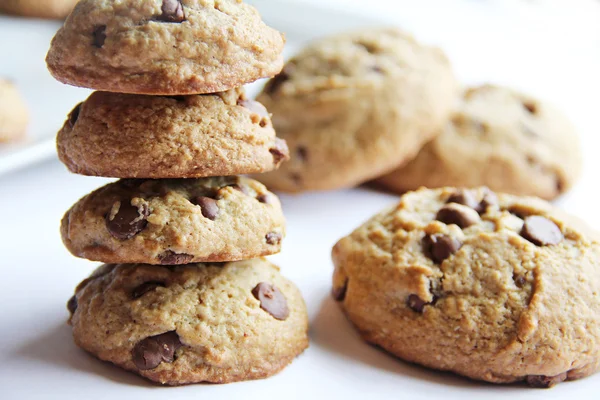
[14,323,156,387]
[310,295,490,389]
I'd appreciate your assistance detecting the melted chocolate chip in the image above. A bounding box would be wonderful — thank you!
[159,0,185,23]
[332,279,348,301]
[478,188,499,213]
[423,234,462,263]
[229,183,249,195]
[436,204,480,229]
[447,189,480,210]
[526,373,567,388]
[106,202,149,240]
[67,295,78,314]
[520,216,563,246]
[265,232,282,245]
[92,25,106,48]
[252,282,289,320]
[407,294,428,313]
[132,282,165,299]
[191,196,219,220]
[158,251,194,265]
[296,146,308,162]
[269,138,289,166]
[132,331,182,370]
[256,193,272,204]
[68,103,82,128]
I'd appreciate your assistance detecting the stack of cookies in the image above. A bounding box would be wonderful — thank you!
[46,0,308,385]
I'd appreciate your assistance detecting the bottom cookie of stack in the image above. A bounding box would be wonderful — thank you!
[67,258,308,385]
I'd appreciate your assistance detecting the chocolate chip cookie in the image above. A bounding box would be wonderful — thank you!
[61,177,286,264]
[67,259,309,385]
[0,79,28,142]
[375,85,582,200]
[57,88,288,178]
[253,28,457,192]
[0,0,78,19]
[46,0,285,94]
[332,186,600,386]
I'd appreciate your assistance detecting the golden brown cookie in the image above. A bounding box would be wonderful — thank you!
[0,79,28,142]
[61,177,286,264]
[57,88,288,178]
[253,28,457,192]
[46,0,285,94]
[332,187,600,387]
[67,259,309,385]
[375,85,582,200]
[0,0,78,19]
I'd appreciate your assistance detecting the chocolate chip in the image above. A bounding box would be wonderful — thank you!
[407,294,428,313]
[513,274,526,288]
[478,188,499,213]
[447,189,479,210]
[256,194,272,204]
[423,234,462,263]
[296,146,308,162]
[67,295,77,314]
[159,0,185,22]
[265,232,282,245]
[68,103,82,128]
[523,101,538,115]
[520,216,563,246]
[191,196,219,220]
[92,25,106,48]
[106,202,149,240]
[436,204,480,229]
[132,331,182,370]
[526,373,567,388]
[132,282,165,299]
[269,138,289,166]
[252,282,289,320]
[332,279,348,301]
[229,184,249,195]
[158,251,194,265]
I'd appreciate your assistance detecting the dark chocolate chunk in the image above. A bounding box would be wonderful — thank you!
[252,282,289,320]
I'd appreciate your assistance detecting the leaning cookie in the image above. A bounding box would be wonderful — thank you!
[67,259,309,385]
[0,79,28,142]
[61,177,286,264]
[375,85,582,200]
[57,88,288,178]
[332,187,600,387]
[0,0,78,19]
[46,0,285,94]
[253,28,457,192]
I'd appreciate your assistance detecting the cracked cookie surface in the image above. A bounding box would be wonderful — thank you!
[46,0,285,94]
[57,87,288,178]
[61,177,286,264]
[0,79,28,142]
[375,85,582,200]
[332,186,600,386]
[68,259,309,385]
[253,28,457,192]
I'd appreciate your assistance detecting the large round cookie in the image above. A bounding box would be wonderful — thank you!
[0,0,78,19]
[46,0,285,94]
[61,177,286,264]
[332,187,600,387]
[253,28,457,192]
[57,88,289,178]
[0,79,28,142]
[375,85,582,200]
[67,259,309,385]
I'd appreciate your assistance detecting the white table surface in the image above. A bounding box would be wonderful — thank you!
[1,1,599,399]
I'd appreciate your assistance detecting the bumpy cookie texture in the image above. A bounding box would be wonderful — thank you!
[253,28,457,192]
[57,88,288,178]
[67,259,309,385]
[332,187,600,386]
[61,177,286,264]
[0,0,78,19]
[0,79,28,142]
[375,85,582,200]
[46,0,285,94]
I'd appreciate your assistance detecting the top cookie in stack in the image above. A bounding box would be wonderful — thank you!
[47,0,308,385]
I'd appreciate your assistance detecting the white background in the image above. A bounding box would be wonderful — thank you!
[0,0,599,399]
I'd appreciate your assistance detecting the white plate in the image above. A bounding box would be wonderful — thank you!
[1,1,599,399]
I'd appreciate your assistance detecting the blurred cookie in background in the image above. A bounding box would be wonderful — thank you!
[0,79,28,143]
[0,0,78,19]
[374,85,582,200]
[253,28,457,193]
